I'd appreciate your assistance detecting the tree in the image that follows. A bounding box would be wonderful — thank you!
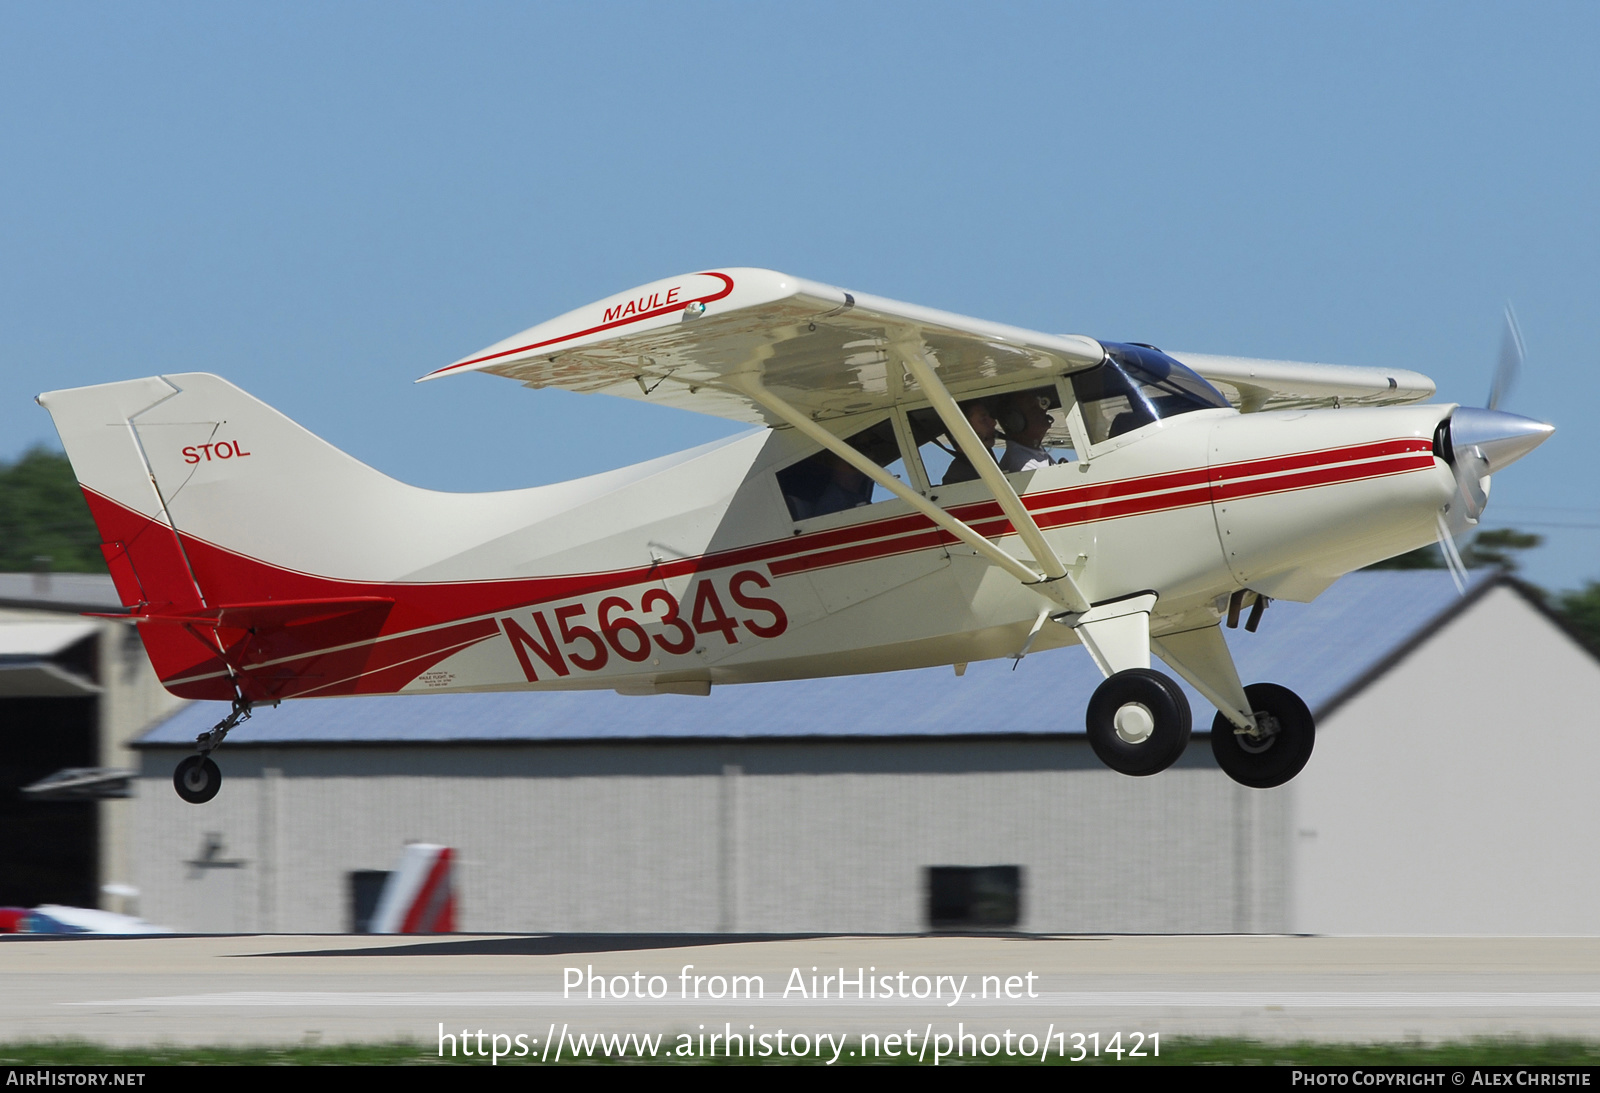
[0,448,105,573]
[1555,583,1600,655]
[1366,528,1543,573]
[1463,528,1543,570]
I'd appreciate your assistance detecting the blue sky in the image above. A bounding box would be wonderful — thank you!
[3,2,1596,589]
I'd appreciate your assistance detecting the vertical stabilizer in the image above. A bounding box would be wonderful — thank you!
[37,376,205,613]
[37,374,429,699]
[37,373,551,701]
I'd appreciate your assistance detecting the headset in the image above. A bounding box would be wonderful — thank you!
[997,398,1028,440]
[997,392,1053,440]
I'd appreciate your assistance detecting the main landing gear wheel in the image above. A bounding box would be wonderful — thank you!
[174,755,222,804]
[1086,668,1192,776]
[1211,682,1315,789]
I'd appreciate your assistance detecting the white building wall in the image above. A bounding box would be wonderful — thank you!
[97,620,186,913]
[1292,585,1600,934]
[134,740,1288,935]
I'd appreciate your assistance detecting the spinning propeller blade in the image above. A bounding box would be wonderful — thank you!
[1434,304,1553,589]
[1435,511,1469,594]
[1488,304,1525,412]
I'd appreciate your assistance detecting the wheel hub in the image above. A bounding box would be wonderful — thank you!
[1113,701,1156,744]
[1237,712,1280,754]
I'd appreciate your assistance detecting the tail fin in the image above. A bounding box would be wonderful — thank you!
[38,373,423,610]
[38,376,206,614]
[38,374,521,700]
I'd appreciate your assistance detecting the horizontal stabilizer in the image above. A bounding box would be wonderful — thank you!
[130,597,396,629]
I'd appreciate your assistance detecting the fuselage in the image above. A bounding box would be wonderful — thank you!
[473,400,1455,695]
[64,379,1453,702]
[39,367,1464,703]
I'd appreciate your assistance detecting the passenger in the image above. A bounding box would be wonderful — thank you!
[999,392,1057,472]
[941,399,999,485]
[810,452,873,516]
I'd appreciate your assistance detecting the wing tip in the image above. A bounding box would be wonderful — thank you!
[415,361,472,384]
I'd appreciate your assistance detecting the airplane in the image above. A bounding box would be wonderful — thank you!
[36,268,1554,804]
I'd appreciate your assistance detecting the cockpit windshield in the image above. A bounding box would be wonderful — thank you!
[1071,342,1232,445]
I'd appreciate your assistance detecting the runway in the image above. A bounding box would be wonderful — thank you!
[6,934,1600,1056]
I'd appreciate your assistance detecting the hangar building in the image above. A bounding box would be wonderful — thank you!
[0,573,184,913]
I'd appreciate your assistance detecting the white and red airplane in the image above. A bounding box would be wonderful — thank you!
[38,269,1552,803]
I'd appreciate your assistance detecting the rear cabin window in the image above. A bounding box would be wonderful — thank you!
[776,418,904,521]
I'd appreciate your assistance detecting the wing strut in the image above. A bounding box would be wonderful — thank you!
[737,379,1085,611]
[896,342,1091,613]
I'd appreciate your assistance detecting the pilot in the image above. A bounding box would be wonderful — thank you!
[999,392,1057,472]
[941,399,999,485]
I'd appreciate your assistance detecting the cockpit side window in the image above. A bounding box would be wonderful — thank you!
[775,418,902,521]
[1071,343,1232,445]
[904,385,1076,488]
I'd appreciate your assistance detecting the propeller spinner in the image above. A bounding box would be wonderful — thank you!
[1441,405,1554,524]
[1433,306,1554,590]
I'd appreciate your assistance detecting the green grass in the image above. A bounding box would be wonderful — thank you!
[2,1037,1599,1066]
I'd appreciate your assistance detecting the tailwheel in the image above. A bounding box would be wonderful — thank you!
[1211,682,1315,789]
[174,755,222,804]
[1085,668,1192,776]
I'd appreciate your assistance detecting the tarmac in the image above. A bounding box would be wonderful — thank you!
[5,934,1600,1057]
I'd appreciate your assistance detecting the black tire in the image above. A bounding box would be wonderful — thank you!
[174,755,222,804]
[1085,668,1192,776]
[1211,682,1315,789]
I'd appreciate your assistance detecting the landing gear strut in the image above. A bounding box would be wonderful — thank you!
[172,698,252,804]
[1210,682,1315,789]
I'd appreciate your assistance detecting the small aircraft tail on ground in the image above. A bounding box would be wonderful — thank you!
[368,844,456,934]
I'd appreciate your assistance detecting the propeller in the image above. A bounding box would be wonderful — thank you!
[1488,304,1525,412]
[1434,304,1554,591]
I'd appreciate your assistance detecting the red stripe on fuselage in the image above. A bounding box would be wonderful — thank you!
[87,436,1433,624]
[774,449,1433,576]
[1211,453,1437,502]
[89,437,1437,696]
[1208,438,1431,486]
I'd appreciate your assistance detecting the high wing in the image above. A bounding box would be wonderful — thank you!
[419,268,1104,426]
[1174,352,1434,412]
[421,267,1436,423]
